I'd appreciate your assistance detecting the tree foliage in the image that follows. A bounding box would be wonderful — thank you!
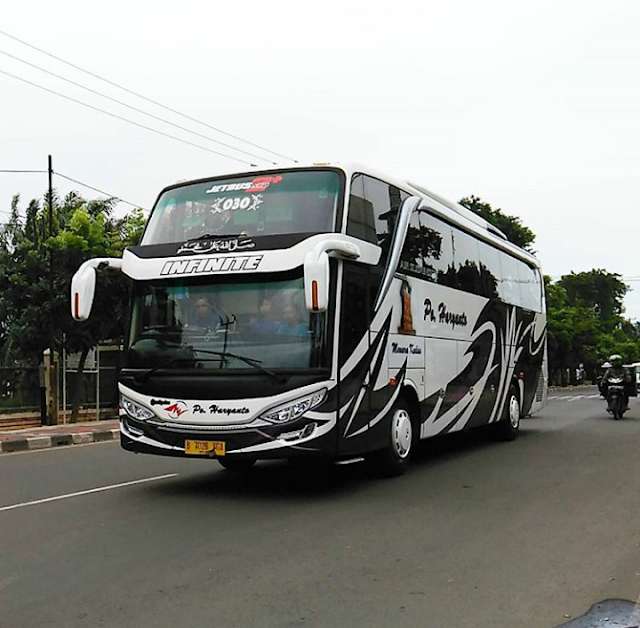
[545,272,640,383]
[459,195,536,252]
[0,191,145,367]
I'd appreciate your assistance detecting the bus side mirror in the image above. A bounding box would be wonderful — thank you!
[70,258,123,321]
[71,265,96,321]
[303,238,361,313]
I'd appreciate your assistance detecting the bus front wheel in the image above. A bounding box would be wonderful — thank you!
[369,398,415,477]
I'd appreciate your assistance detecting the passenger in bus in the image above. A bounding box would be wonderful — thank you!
[275,302,308,337]
[189,296,225,331]
[249,297,280,334]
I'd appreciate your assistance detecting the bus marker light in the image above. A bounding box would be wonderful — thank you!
[311,280,319,311]
[389,377,397,387]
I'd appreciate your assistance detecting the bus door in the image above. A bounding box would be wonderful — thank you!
[337,260,375,456]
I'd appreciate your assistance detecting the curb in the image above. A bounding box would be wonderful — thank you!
[0,428,120,454]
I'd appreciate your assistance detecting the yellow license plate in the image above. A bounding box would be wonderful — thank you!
[184,440,226,456]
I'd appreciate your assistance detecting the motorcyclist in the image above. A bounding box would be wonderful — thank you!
[601,354,629,411]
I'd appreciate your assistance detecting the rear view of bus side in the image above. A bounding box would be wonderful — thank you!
[339,168,547,473]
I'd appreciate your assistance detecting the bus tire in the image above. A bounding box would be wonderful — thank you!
[369,398,414,477]
[494,386,520,441]
[217,457,257,472]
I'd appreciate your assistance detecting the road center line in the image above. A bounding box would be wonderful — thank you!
[0,473,179,513]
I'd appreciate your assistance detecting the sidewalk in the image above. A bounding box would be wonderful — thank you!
[548,383,597,392]
[0,419,119,454]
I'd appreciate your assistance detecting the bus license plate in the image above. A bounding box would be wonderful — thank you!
[184,440,226,456]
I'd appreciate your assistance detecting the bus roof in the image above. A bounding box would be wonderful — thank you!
[166,161,541,268]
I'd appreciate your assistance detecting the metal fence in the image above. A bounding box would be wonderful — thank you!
[0,367,41,413]
[58,344,120,423]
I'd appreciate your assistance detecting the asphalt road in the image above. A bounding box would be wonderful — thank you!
[1,386,640,628]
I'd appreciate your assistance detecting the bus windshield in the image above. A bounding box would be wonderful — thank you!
[141,169,342,245]
[126,275,330,372]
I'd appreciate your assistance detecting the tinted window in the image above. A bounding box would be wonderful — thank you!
[340,263,370,363]
[477,240,501,300]
[347,175,409,269]
[418,212,455,287]
[499,254,521,306]
[346,175,376,243]
[399,211,425,275]
[518,261,542,312]
[452,228,482,295]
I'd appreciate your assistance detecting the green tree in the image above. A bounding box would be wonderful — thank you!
[544,273,640,384]
[558,269,627,322]
[459,195,536,252]
[0,191,145,420]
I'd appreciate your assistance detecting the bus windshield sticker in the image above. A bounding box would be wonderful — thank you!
[210,194,263,214]
[177,236,255,255]
[204,175,284,195]
[246,175,283,193]
[160,255,263,276]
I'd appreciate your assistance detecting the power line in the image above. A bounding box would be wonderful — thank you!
[0,28,297,163]
[0,49,276,166]
[0,169,46,173]
[54,172,146,210]
[0,164,145,210]
[0,68,258,166]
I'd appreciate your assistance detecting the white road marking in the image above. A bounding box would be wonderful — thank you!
[568,396,584,401]
[0,473,178,513]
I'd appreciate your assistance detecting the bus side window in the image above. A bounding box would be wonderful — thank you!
[399,211,424,275]
[477,241,501,300]
[419,213,455,288]
[452,228,482,295]
[361,176,408,265]
[346,175,376,244]
[499,254,522,307]
[518,261,542,312]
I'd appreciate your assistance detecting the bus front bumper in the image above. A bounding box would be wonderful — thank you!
[120,415,336,460]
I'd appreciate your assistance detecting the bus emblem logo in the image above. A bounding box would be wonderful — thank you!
[164,401,188,418]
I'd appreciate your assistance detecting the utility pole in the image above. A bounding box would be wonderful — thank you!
[48,154,53,236]
[46,154,54,425]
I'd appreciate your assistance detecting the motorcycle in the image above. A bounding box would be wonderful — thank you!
[604,376,627,420]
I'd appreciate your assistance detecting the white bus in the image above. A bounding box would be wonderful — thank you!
[71,163,548,475]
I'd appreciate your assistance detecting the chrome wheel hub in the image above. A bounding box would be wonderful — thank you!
[392,409,412,459]
[509,396,520,429]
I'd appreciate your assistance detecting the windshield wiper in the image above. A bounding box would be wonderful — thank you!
[187,348,287,384]
[131,348,286,384]
[132,357,194,383]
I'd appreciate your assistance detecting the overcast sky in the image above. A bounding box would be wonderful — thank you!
[2,0,639,318]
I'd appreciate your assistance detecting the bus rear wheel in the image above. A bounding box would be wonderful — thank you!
[217,457,257,472]
[369,398,414,477]
[493,386,520,441]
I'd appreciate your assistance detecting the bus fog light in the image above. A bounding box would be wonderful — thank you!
[280,422,317,441]
[261,389,327,424]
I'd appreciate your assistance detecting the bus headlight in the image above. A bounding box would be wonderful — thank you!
[261,389,327,424]
[121,396,155,421]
